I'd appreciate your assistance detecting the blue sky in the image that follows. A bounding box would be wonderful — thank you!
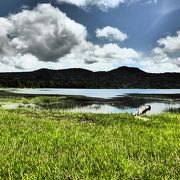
[0,0,180,72]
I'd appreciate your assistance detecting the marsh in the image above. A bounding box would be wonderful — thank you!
[0,88,179,114]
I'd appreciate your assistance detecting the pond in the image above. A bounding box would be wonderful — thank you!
[4,88,180,114]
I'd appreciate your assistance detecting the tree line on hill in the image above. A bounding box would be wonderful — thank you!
[0,66,179,88]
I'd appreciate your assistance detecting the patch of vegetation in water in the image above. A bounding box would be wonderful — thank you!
[129,93,180,100]
[166,107,180,113]
[1,91,180,115]
[0,90,64,108]
[0,108,179,179]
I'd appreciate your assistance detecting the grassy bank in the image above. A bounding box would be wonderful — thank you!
[0,109,179,179]
[0,91,63,105]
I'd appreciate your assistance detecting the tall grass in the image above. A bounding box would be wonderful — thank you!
[0,109,179,179]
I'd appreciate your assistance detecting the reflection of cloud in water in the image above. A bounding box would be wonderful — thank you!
[1,103,36,109]
[146,102,180,115]
[61,102,180,114]
[63,104,137,114]
[10,88,180,99]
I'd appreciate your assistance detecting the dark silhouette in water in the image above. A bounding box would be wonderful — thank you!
[134,105,151,116]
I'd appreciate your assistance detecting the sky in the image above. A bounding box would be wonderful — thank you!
[0,0,180,73]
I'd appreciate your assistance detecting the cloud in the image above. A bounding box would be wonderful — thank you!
[56,0,125,11]
[140,57,180,73]
[59,42,140,71]
[128,0,158,5]
[96,26,128,42]
[0,3,140,72]
[1,54,40,70]
[153,31,180,55]
[152,31,180,69]
[93,43,139,59]
[0,4,87,62]
[1,3,179,73]
[144,0,157,5]
[56,0,158,10]
[139,31,180,73]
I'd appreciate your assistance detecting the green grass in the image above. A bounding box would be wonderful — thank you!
[0,95,63,106]
[0,108,179,179]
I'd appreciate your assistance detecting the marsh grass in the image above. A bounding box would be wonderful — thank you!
[0,95,63,107]
[0,108,179,179]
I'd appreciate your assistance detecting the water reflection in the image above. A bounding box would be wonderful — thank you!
[3,88,180,114]
[61,104,137,114]
[9,88,180,98]
[36,95,180,114]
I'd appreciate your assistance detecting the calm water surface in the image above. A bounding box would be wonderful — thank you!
[7,88,180,114]
[10,88,180,98]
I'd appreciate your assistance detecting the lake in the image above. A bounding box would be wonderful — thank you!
[6,88,180,114]
[9,88,180,98]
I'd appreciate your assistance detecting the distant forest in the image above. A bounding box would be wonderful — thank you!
[0,66,180,89]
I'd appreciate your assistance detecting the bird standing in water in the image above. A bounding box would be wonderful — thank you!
[134,105,151,116]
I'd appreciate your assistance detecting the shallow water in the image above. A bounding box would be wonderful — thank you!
[60,102,180,115]
[1,103,36,109]
[4,88,180,114]
[9,88,180,98]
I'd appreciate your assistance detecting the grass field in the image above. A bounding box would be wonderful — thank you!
[0,108,179,179]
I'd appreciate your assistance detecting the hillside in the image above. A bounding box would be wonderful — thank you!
[0,66,179,88]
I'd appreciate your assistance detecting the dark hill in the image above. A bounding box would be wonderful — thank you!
[0,66,179,88]
[110,66,145,74]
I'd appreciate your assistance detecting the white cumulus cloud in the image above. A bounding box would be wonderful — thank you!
[56,0,158,10]
[139,31,180,73]
[0,3,140,72]
[0,4,87,62]
[96,26,128,42]
[56,0,125,11]
[153,31,180,55]
[93,43,138,59]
